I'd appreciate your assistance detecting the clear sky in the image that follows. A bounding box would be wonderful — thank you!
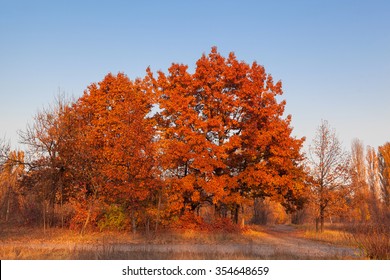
[1,0,389,152]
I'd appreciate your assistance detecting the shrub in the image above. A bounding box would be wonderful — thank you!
[98,205,129,231]
[349,211,390,259]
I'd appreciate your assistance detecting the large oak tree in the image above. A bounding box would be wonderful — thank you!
[151,47,306,223]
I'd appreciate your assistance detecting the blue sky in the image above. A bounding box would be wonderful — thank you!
[1,0,389,152]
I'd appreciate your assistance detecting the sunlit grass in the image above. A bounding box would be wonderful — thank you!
[243,226,269,239]
[0,223,364,260]
[0,243,353,260]
[294,223,354,247]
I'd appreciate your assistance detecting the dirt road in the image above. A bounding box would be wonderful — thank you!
[253,225,359,259]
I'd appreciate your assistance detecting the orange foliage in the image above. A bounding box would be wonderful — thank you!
[151,47,306,222]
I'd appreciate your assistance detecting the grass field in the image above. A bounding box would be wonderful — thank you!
[0,223,366,260]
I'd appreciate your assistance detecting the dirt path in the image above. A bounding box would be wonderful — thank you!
[255,225,359,258]
[1,225,361,259]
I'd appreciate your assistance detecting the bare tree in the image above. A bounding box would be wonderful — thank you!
[18,94,72,231]
[0,137,10,165]
[378,143,390,207]
[308,120,351,232]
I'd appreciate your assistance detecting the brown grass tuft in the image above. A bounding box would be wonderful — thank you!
[347,222,390,259]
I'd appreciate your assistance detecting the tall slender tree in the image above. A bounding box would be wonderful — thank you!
[378,143,390,207]
[350,139,370,221]
[366,146,380,201]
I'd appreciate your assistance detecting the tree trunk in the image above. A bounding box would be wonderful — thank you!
[5,185,11,222]
[146,217,150,236]
[81,206,91,236]
[131,209,136,235]
[320,207,325,233]
[240,204,245,226]
[60,179,64,229]
[233,204,239,224]
[221,204,227,218]
[81,197,94,236]
[214,204,220,218]
[49,188,56,227]
[155,191,161,233]
[43,200,48,235]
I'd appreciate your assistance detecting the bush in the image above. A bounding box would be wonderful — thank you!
[349,211,390,259]
[98,205,129,231]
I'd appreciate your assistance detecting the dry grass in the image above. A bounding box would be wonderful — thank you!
[294,224,354,247]
[243,227,269,241]
[149,229,256,245]
[0,223,249,246]
[291,222,390,260]
[0,243,351,260]
[0,223,362,260]
[0,224,142,245]
[0,246,77,260]
[346,223,390,259]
